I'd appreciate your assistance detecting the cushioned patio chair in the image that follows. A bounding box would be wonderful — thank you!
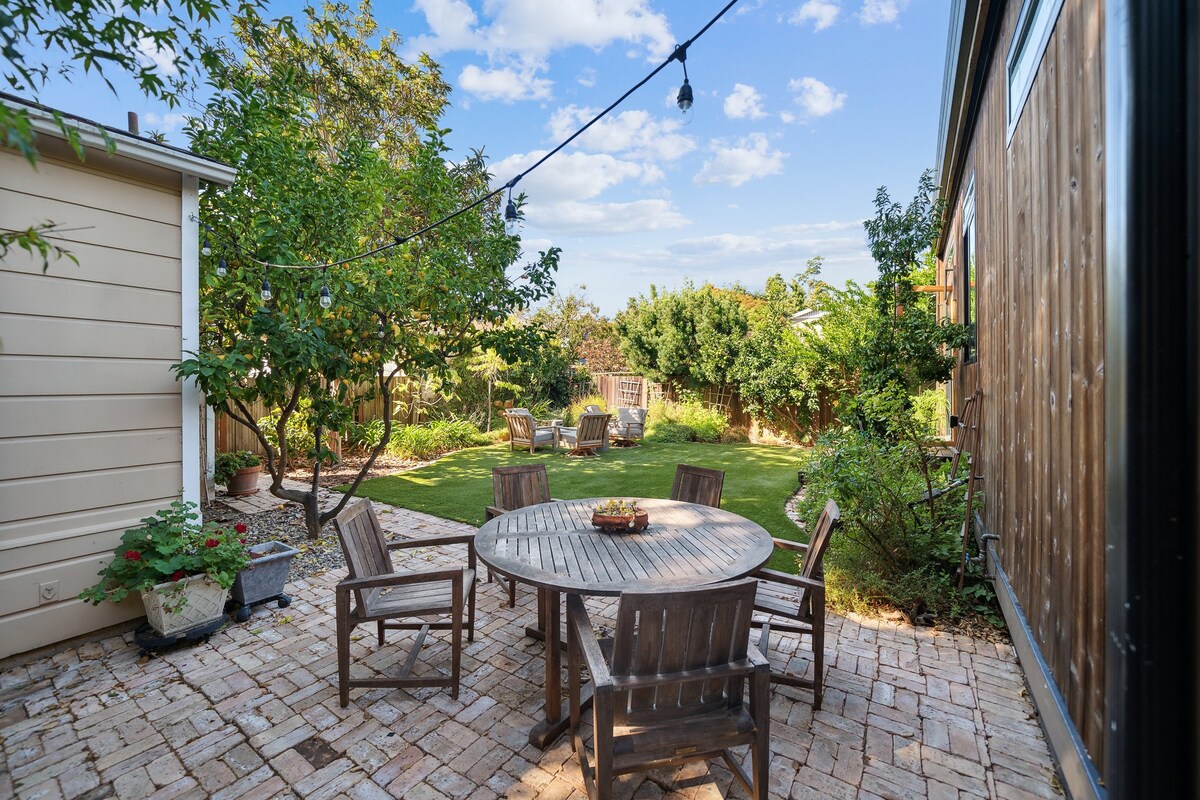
[332,499,476,706]
[504,408,559,454]
[559,412,611,456]
[609,407,647,443]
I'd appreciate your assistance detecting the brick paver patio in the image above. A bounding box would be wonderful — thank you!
[0,491,1061,799]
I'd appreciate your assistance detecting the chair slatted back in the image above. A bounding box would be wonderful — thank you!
[492,465,551,512]
[333,499,394,616]
[504,412,534,443]
[576,413,611,447]
[610,579,757,726]
[670,464,725,508]
[797,499,841,614]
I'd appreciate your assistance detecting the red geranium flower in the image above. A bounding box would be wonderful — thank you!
[204,538,220,548]
[123,550,142,561]
[171,570,186,581]
[234,523,248,534]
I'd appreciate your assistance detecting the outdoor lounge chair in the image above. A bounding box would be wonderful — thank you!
[332,499,476,706]
[750,498,841,710]
[484,464,555,607]
[559,412,611,456]
[609,407,647,443]
[504,408,559,454]
[670,463,725,508]
[567,578,770,800]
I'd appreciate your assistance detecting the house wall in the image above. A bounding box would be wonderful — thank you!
[0,145,187,657]
[937,0,1106,768]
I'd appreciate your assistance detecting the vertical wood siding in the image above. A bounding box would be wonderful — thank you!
[938,0,1106,767]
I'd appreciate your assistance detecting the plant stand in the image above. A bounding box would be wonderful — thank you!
[229,541,300,621]
[133,618,226,655]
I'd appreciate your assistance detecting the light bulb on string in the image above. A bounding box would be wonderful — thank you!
[504,188,520,236]
[260,274,272,302]
[216,254,227,277]
[675,45,694,126]
[201,236,212,257]
[319,284,332,309]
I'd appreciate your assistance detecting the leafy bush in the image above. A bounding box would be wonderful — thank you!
[214,450,261,485]
[645,399,729,443]
[720,425,751,444]
[563,394,607,425]
[347,418,387,452]
[386,419,488,460]
[911,389,948,437]
[258,399,316,464]
[796,426,996,623]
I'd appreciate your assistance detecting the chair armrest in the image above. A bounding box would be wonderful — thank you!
[485,505,504,521]
[770,538,810,554]
[746,645,771,670]
[566,594,613,689]
[752,569,824,593]
[388,533,476,550]
[336,567,465,593]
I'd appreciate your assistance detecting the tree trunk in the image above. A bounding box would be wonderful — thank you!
[486,378,493,432]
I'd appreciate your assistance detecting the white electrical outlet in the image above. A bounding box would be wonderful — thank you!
[38,581,59,605]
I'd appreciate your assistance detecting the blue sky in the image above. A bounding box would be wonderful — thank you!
[25,0,950,315]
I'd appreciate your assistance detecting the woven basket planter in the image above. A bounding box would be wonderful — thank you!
[141,575,230,635]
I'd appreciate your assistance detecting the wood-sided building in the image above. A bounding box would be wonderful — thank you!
[0,98,235,658]
[935,2,1198,797]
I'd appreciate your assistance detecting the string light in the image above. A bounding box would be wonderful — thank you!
[216,253,227,277]
[197,0,739,293]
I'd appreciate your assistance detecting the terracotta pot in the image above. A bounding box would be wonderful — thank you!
[591,510,650,533]
[225,466,261,496]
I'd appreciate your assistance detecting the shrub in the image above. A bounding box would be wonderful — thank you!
[911,389,949,438]
[563,394,607,425]
[720,425,751,444]
[347,418,387,452]
[796,425,995,623]
[386,419,488,460]
[258,399,316,464]
[650,422,693,443]
[645,399,729,443]
[214,450,261,485]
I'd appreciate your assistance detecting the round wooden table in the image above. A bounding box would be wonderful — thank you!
[475,497,775,748]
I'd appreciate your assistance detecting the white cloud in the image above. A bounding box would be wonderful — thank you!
[492,150,659,203]
[136,38,179,76]
[858,0,909,25]
[790,1,840,31]
[724,84,767,120]
[577,67,597,87]
[405,0,484,55]
[531,199,689,236]
[546,106,697,161]
[458,64,553,102]
[779,111,797,124]
[693,134,787,188]
[790,77,847,117]
[142,111,188,132]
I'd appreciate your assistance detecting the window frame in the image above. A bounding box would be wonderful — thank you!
[1005,0,1066,143]
[961,177,978,364]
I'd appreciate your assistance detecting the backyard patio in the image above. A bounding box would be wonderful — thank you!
[0,483,1060,800]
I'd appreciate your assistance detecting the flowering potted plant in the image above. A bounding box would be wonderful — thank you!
[591,498,650,533]
[214,450,262,496]
[79,500,251,635]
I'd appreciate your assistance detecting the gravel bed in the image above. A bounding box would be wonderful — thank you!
[206,502,346,579]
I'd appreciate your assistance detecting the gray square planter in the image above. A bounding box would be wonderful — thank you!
[231,541,299,621]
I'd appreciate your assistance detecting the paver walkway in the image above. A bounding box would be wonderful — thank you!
[0,486,1061,800]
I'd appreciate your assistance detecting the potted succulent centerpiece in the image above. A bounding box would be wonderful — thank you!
[214,450,262,496]
[591,499,650,533]
[79,500,251,636]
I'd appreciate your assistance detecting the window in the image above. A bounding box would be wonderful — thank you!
[962,178,977,364]
[1005,0,1065,140]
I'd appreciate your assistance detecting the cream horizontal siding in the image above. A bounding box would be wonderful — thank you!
[0,147,189,657]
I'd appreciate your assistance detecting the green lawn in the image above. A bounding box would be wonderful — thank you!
[346,441,807,571]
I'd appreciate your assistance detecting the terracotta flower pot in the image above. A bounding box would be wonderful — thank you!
[225,466,261,496]
[591,510,650,533]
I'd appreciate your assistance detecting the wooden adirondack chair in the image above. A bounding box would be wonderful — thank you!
[484,464,553,607]
[504,409,559,454]
[333,499,476,706]
[670,464,725,508]
[750,498,841,709]
[567,579,770,800]
[559,413,611,456]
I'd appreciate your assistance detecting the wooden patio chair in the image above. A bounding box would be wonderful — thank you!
[333,499,476,706]
[567,578,770,800]
[504,409,559,454]
[484,464,554,607]
[750,498,841,710]
[559,412,611,456]
[609,407,647,443]
[670,464,725,508]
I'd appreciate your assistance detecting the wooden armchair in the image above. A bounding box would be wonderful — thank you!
[567,579,770,800]
[559,412,611,456]
[332,498,476,706]
[609,407,647,442]
[670,464,725,508]
[504,409,559,454]
[750,498,841,709]
[484,465,553,607]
